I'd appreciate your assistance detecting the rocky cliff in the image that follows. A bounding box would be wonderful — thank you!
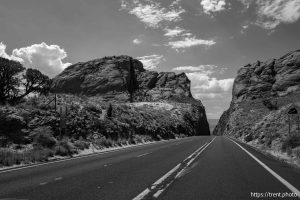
[51,55,194,103]
[51,55,210,136]
[213,50,300,160]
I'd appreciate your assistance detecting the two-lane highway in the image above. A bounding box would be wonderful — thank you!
[0,136,300,200]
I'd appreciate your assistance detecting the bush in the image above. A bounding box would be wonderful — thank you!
[54,140,77,156]
[85,104,102,114]
[94,137,115,148]
[74,140,89,150]
[262,99,278,110]
[282,134,300,151]
[0,111,26,144]
[293,147,300,158]
[244,134,253,142]
[32,127,57,148]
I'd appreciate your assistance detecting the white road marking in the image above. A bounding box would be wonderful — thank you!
[54,177,63,181]
[132,137,216,200]
[228,137,300,197]
[175,138,215,180]
[0,138,189,174]
[39,182,48,186]
[137,152,152,158]
[132,188,151,200]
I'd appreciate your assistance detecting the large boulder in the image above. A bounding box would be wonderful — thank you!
[51,55,193,102]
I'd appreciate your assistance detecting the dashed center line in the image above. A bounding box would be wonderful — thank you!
[137,152,152,158]
[39,182,48,186]
[132,137,216,200]
[54,177,63,181]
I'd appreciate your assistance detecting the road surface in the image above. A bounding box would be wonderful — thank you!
[0,136,299,200]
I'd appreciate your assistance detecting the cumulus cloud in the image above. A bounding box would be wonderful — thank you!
[173,65,218,74]
[164,26,186,38]
[255,0,300,30]
[133,38,142,44]
[0,42,71,78]
[168,36,215,49]
[200,0,226,14]
[187,72,233,93]
[239,0,300,30]
[121,0,185,28]
[121,0,216,50]
[136,54,165,70]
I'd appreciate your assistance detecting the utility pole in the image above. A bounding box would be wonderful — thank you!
[54,93,57,111]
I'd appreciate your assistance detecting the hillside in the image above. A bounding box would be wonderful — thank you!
[0,55,210,167]
[213,50,300,164]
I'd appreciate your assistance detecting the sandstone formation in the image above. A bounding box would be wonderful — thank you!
[51,55,194,103]
[213,50,300,157]
[51,55,210,136]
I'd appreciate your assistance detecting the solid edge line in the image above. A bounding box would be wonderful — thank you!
[0,137,188,174]
[132,137,216,200]
[227,137,300,198]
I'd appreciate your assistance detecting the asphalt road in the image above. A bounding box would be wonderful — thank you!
[0,136,300,200]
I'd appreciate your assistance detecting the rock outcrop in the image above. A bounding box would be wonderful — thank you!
[51,55,193,103]
[232,50,300,104]
[51,55,210,136]
[213,50,300,159]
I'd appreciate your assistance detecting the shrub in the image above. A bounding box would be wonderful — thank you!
[32,127,57,148]
[282,134,300,151]
[262,99,278,110]
[54,140,77,156]
[244,134,253,142]
[293,147,300,158]
[0,111,26,144]
[26,147,54,163]
[106,104,113,118]
[85,104,102,114]
[74,140,89,150]
[94,137,114,148]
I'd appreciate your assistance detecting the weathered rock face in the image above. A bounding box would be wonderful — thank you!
[51,55,210,136]
[232,50,300,103]
[51,55,193,103]
[214,50,300,154]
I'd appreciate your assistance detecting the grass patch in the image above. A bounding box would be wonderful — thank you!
[0,147,54,167]
[282,134,300,151]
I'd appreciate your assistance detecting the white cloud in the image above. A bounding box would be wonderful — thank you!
[164,26,185,37]
[255,0,300,30]
[185,71,234,101]
[0,42,71,78]
[133,38,142,44]
[187,72,233,93]
[0,42,22,62]
[168,36,215,49]
[173,65,217,74]
[121,1,216,50]
[136,54,165,70]
[121,0,185,28]
[239,0,300,30]
[200,0,226,14]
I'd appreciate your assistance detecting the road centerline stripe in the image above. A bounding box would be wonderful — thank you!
[132,137,216,200]
[227,137,300,197]
[137,152,152,158]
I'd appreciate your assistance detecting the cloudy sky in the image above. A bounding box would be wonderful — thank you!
[1,0,300,119]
